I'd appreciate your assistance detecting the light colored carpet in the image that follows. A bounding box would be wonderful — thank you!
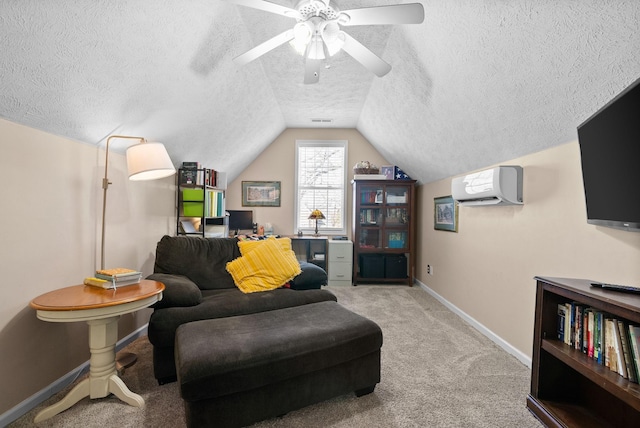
[10,285,542,427]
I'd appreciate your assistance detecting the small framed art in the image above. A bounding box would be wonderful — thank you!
[242,181,281,207]
[381,165,395,180]
[434,195,458,232]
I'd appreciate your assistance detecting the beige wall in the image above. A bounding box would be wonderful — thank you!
[415,141,640,360]
[0,119,175,414]
[226,128,389,237]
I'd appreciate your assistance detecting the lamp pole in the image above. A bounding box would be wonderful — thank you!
[100,135,145,270]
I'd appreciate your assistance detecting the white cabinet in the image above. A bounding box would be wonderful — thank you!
[327,240,353,286]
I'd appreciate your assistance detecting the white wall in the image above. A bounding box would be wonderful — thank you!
[0,118,175,414]
[415,141,640,358]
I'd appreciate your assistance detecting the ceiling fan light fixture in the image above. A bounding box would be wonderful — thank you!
[306,35,325,60]
[326,32,345,56]
[291,22,313,55]
[321,22,344,56]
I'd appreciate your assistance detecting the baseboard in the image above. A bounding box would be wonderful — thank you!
[415,279,532,368]
[0,324,148,427]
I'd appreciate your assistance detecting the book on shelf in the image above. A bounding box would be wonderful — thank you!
[618,320,637,382]
[595,311,604,364]
[557,304,568,342]
[587,309,595,358]
[604,318,615,370]
[573,304,583,351]
[628,325,640,381]
[612,319,628,378]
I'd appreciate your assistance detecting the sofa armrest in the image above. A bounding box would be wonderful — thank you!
[147,273,202,309]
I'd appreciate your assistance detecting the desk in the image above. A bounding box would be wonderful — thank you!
[286,235,328,272]
[29,279,164,422]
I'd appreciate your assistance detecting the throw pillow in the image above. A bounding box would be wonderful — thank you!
[290,262,328,290]
[226,237,301,293]
[237,237,292,255]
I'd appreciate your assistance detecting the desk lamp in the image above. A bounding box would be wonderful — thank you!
[308,209,326,236]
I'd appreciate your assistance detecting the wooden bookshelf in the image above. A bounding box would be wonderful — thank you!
[528,277,640,427]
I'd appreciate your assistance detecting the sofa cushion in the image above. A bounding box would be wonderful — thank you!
[153,235,241,290]
[147,273,202,309]
[226,238,301,293]
[290,262,328,290]
[147,288,337,348]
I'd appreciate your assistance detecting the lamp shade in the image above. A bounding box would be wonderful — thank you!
[126,142,176,181]
[308,209,326,220]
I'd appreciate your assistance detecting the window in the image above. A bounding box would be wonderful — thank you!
[295,140,347,235]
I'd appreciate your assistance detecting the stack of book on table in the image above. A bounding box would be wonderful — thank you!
[558,302,640,382]
[84,268,142,289]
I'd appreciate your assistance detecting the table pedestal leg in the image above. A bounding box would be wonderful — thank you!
[34,316,144,422]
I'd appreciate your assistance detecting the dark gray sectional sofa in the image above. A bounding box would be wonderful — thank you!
[146,235,337,384]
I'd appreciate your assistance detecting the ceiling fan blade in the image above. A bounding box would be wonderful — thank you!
[233,29,295,66]
[340,32,391,77]
[340,3,425,26]
[222,0,301,19]
[304,58,322,84]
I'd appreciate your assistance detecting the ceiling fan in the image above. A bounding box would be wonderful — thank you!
[224,0,425,84]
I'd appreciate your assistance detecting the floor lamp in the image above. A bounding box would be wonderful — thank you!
[101,135,176,270]
[101,135,175,371]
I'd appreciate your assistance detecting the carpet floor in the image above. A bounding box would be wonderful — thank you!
[10,285,542,427]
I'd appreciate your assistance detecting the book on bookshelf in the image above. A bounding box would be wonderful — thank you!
[628,325,640,381]
[612,319,628,378]
[587,309,595,358]
[595,311,604,364]
[557,304,568,342]
[573,304,583,350]
[618,320,637,383]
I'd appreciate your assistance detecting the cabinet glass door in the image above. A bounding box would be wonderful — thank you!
[358,228,381,249]
[385,186,409,205]
[385,231,408,249]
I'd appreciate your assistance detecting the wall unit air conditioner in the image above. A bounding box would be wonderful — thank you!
[451,166,523,206]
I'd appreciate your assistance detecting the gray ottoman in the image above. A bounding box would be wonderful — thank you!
[175,301,383,428]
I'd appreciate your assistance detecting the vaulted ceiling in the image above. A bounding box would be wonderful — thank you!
[1,1,639,184]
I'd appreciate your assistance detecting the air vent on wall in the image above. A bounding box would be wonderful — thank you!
[311,118,333,124]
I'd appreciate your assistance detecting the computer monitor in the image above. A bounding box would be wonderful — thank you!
[227,210,254,235]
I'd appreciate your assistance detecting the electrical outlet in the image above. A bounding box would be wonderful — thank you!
[427,265,432,275]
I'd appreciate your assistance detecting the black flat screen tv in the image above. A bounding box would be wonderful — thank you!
[227,210,254,234]
[577,76,640,232]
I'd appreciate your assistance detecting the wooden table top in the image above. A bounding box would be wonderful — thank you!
[30,279,165,312]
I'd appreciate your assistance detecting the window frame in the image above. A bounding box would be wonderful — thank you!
[294,140,348,236]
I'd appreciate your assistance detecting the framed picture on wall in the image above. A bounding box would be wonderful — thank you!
[242,181,281,207]
[434,195,458,232]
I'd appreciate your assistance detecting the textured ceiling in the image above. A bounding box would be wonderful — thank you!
[1,0,639,184]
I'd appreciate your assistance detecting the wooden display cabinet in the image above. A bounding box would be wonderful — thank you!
[352,179,416,285]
